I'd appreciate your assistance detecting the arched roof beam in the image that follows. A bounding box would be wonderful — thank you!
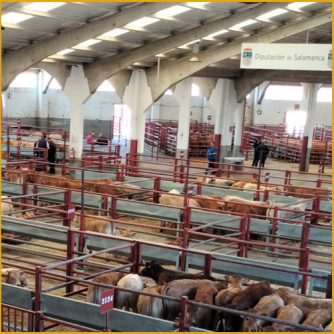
[145,10,331,102]
[84,2,285,93]
[2,2,172,90]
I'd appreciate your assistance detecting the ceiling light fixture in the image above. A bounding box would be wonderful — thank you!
[186,2,210,10]
[56,49,74,56]
[73,39,101,48]
[286,2,315,11]
[178,39,201,49]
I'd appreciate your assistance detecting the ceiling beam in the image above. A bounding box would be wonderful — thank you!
[2,2,172,91]
[84,2,286,93]
[145,10,331,101]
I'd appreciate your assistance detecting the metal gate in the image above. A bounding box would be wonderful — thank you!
[1,304,35,332]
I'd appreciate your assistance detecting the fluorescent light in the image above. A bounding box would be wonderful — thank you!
[155,5,190,18]
[186,2,210,10]
[256,8,288,22]
[203,29,228,41]
[56,49,74,56]
[24,2,65,12]
[125,17,159,29]
[286,2,315,11]
[229,19,257,31]
[2,12,32,24]
[73,39,101,48]
[178,39,201,49]
[99,28,129,38]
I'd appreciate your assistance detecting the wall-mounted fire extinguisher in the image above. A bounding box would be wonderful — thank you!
[69,147,75,159]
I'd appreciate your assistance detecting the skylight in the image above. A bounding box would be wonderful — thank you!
[125,17,159,29]
[229,19,257,31]
[23,2,65,12]
[56,49,74,56]
[256,8,288,22]
[155,5,191,18]
[186,2,210,10]
[164,89,173,96]
[178,39,201,49]
[99,28,129,38]
[286,2,315,11]
[2,12,32,24]
[73,39,101,48]
[203,29,228,41]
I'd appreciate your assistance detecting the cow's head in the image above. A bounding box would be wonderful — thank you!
[3,270,29,288]
[241,309,264,332]
[140,260,163,282]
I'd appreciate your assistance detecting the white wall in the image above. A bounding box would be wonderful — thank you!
[3,88,37,118]
[252,99,332,125]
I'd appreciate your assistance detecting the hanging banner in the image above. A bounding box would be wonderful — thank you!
[241,43,331,71]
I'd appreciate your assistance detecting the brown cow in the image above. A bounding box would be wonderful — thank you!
[73,211,115,235]
[2,268,29,288]
[302,309,332,329]
[277,287,332,316]
[137,285,164,318]
[284,185,331,199]
[87,272,124,304]
[193,195,225,211]
[242,293,284,331]
[221,281,275,332]
[215,275,244,307]
[188,281,226,330]
[261,303,303,332]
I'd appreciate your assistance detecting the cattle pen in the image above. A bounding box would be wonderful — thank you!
[2,154,332,332]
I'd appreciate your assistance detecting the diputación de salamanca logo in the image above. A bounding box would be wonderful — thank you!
[242,48,252,66]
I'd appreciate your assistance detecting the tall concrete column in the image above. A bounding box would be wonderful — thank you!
[123,70,153,155]
[299,83,322,171]
[233,101,245,156]
[36,70,46,126]
[63,65,91,159]
[173,78,192,158]
[150,101,160,121]
[208,79,238,161]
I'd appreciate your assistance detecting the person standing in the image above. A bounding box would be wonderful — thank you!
[258,140,270,168]
[252,138,261,167]
[85,132,95,145]
[47,136,57,174]
[205,142,217,174]
[35,132,49,171]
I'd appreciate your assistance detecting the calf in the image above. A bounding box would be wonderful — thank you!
[86,272,124,304]
[2,196,14,215]
[137,285,164,318]
[73,211,115,235]
[222,281,274,332]
[159,189,201,208]
[141,260,215,285]
[115,274,144,312]
[2,268,29,288]
[242,293,284,331]
[277,287,332,316]
[284,185,331,199]
[302,309,331,329]
[262,304,303,332]
[193,195,225,211]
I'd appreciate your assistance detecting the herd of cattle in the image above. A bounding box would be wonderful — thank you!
[85,260,332,331]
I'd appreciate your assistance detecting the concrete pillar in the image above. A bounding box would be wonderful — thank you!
[173,78,192,158]
[208,79,238,161]
[122,70,153,154]
[233,101,245,156]
[299,83,322,171]
[36,70,47,127]
[150,101,160,121]
[63,65,91,159]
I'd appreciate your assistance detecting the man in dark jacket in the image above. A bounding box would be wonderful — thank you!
[252,138,261,167]
[48,137,57,174]
[258,141,270,168]
[205,142,217,174]
[35,133,49,171]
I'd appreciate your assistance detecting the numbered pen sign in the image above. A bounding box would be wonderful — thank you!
[67,204,76,220]
[187,186,194,195]
[100,289,114,314]
[264,172,270,183]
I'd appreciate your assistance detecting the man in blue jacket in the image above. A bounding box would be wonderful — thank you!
[205,142,217,174]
